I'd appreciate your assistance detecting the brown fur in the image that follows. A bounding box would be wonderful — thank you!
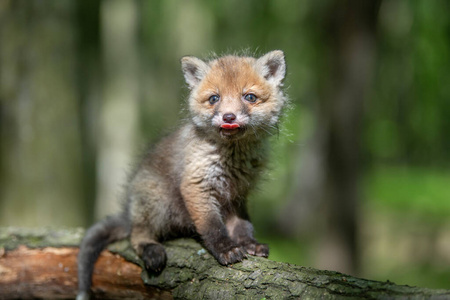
[77,51,287,300]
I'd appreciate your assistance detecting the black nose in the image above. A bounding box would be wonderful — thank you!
[223,113,236,123]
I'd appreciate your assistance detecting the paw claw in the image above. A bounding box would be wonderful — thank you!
[216,246,246,265]
[243,242,269,258]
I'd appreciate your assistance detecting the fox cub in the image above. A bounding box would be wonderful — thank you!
[77,50,287,299]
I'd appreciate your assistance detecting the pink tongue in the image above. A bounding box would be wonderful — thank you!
[221,123,240,129]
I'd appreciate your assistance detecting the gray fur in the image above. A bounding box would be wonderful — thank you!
[77,50,287,298]
[77,214,130,297]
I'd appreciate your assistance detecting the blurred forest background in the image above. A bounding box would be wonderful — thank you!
[1,0,449,290]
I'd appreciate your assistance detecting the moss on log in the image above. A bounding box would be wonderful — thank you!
[0,227,449,299]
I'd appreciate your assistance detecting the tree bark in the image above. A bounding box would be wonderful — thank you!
[0,227,449,299]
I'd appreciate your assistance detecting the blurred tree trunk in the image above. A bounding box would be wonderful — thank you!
[75,0,102,226]
[0,1,85,226]
[281,0,381,275]
[95,0,140,219]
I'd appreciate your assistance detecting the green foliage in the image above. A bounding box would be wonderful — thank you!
[365,166,450,219]
[363,166,450,289]
[367,0,450,165]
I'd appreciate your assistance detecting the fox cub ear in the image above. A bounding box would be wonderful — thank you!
[256,50,286,87]
[181,56,210,89]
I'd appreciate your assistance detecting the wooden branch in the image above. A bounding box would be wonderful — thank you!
[0,228,168,299]
[1,227,449,299]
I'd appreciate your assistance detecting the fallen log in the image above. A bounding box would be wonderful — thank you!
[0,227,449,299]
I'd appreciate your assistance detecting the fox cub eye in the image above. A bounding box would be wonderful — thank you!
[244,93,257,103]
[209,95,220,105]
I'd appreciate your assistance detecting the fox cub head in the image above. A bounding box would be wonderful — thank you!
[181,50,287,141]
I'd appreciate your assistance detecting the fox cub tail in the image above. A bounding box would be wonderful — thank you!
[76,214,130,300]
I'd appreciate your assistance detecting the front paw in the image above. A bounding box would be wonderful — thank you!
[216,245,247,265]
[243,242,269,258]
[207,240,247,265]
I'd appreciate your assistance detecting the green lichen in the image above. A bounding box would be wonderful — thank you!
[0,227,83,250]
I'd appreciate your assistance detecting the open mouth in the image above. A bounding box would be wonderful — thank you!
[220,123,241,136]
